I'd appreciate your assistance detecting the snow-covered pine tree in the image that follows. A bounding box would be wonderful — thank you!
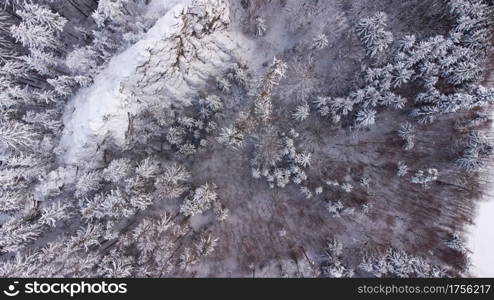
[0,120,37,151]
[11,4,67,50]
[390,62,414,88]
[75,170,102,198]
[456,131,493,171]
[255,16,267,37]
[397,161,408,177]
[103,158,132,184]
[411,168,439,186]
[0,199,71,254]
[355,108,376,127]
[180,183,218,217]
[255,57,287,122]
[92,0,131,27]
[116,215,176,276]
[355,12,393,58]
[312,33,329,50]
[444,232,466,253]
[449,0,490,52]
[97,249,133,277]
[320,239,354,277]
[359,248,446,277]
[217,125,245,150]
[65,47,99,76]
[398,122,416,151]
[252,129,311,189]
[194,233,219,257]
[154,163,191,200]
[292,102,310,121]
[135,157,159,179]
[47,75,92,97]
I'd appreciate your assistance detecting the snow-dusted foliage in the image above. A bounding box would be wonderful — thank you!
[92,0,131,27]
[359,248,447,278]
[11,4,67,50]
[355,12,393,58]
[251,129,311,189]
[217,125,244,150]
[398,122,416,151]
[313,96,353,124]
[180,183,219,217]
[411,168,439,186]
[355,108,377,128]
[327,200,346,218]
[255,16,267,38]
[312,33,329,50]
[320,239,354,277]
[254,58,287,122]
[292,102,310,121]
[445,232,467,253]
[0,120,37,151]
[155,163,191,200]
[397,161,409,177]
[165,95,224,156]
[456,131,493,171]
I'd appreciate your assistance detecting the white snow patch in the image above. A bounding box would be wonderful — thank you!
[467,196,494,277]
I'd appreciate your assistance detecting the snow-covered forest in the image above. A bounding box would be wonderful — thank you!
[0,0,493,277]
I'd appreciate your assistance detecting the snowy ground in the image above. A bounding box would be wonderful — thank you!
[468,198,494,277]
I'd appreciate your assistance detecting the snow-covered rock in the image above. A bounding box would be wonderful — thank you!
[60,0,233,166]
